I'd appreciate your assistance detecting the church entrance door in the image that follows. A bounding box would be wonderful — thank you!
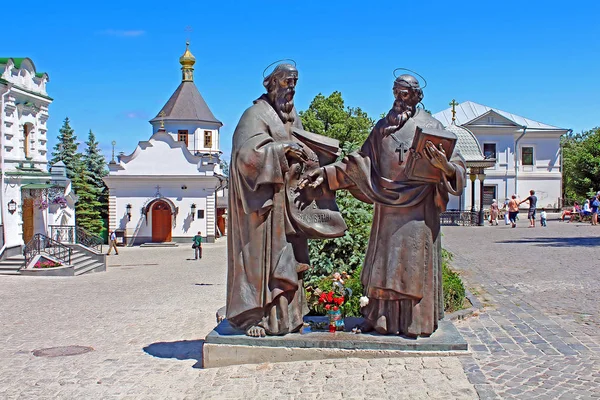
[22,198,34,243]
[152,201,172,242]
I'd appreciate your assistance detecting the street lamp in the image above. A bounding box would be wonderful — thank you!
[191,203,197,220]
[126,203,132,221]
[7,199,17,214]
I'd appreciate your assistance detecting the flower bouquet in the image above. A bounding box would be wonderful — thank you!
[52,196,68,209]
[317,272,351,332]
[34,199,49,210]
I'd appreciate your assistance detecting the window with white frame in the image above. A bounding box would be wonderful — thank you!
[522,147,534,166]
[483,143,497,160]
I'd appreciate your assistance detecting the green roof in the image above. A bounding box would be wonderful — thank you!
[22,183,53,189]
[0,57,48,79]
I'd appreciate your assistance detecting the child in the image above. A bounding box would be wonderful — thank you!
[540,208,547,227]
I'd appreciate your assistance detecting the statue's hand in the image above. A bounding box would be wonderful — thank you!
[298,168,326,189]
[284,142,308,163]
[424,141,455,177]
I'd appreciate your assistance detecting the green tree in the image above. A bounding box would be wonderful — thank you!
[299,92,375,285]
[51,117,81,179]
[83,130,108,220]
[562,127,600,202]
[299,91,374,153]
[71,163,103,235]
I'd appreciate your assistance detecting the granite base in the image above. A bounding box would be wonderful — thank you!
[203,316,468,368]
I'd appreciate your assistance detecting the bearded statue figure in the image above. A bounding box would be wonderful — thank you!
[226,63,346,337]
[301,74,467,337]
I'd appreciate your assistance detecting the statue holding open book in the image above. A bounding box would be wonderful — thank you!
[301,72,466,337]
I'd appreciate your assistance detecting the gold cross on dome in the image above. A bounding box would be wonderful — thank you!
[185,26,193,42]
[449,99,458,124]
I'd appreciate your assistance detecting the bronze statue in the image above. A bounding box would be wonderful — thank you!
[226,63,346,337]
[301,73,466,337]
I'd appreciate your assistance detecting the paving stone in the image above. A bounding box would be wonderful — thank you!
[444,223,600,399]
[0,241,476,398]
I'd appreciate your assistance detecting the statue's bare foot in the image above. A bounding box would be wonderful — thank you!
[246,326,266,337]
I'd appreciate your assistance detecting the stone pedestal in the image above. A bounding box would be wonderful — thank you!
[203,317,468,368]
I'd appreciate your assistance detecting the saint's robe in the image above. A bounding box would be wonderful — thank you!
[226,95,308,335]
[323,109,466,336]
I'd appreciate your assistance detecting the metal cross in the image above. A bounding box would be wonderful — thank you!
[449,99,458,124]
[395,142,406,164]
[185,26,193,43]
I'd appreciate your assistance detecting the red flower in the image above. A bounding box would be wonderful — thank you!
[325,304,331,310]
[334,297,344,306]
[326,291,334,303]
[333,306,339,311]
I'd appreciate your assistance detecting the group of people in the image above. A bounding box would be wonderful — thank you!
[488,190,547,228]
[561,191,600,225]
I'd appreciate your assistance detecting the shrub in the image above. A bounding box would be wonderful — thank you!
[306,267,364,317]
[441,249,466,312]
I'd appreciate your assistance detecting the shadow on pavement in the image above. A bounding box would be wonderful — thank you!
[143,340,204,368]
[497,236,600,247]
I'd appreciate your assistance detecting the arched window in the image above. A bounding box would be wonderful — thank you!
[23,124,30,158]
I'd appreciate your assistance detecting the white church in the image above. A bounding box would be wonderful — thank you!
[0,57,77,258]
[104,43,226,245]
[434,101,569,211]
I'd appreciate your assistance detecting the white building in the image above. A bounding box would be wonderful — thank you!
[0,58,77,255]
[434,101,569,210]
[103,43,226,245]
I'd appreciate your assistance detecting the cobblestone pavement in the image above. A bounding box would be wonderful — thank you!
[0,240,477,399]
[443,219,600,399]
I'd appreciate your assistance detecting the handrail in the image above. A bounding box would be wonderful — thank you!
[75,226,103,253]
[48,225,104,253]
[24,233,72,266]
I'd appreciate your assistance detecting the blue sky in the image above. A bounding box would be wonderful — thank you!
[4,0,600,161]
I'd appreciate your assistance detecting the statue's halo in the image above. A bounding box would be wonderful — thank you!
[263,59,297,78]
[393,68,428,89]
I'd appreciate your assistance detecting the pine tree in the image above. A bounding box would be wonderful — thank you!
[83,130,109,220]
[51,117,82,179]
[71,163,103,235]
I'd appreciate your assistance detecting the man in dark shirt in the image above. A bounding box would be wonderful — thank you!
[192,231,202,260]
[520,190,538,227]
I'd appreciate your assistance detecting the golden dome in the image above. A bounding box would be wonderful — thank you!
[179,41,196,67]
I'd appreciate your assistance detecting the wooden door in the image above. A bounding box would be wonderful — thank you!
[152,202,172,242]
[22,198,34,243]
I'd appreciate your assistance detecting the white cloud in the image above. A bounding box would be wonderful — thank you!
[123,111,148,119]
[99,29,146,37]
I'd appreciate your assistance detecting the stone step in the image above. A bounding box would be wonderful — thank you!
[74,262,105,276]
[140,242,179,248]
[0,269,21,275]
[73,258,97,271]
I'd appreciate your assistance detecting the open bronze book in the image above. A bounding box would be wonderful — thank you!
[404,126,457,183]
[284,128,347,239]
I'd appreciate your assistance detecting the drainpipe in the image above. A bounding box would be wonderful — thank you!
[514,126,527,196]
[214,174,227,238]
[0,87,11,250]
[559,129,573,208]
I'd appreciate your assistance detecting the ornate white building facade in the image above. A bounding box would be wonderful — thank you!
[434,101,569,210]
[103,43,226,244]
[0,58,76,254]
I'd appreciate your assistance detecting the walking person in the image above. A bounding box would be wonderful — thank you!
[503,198,511,225]
[540,208,547,227]
[192,231,203,260]
[592,192,600,226]
[489,199,499,226]
[107,230,119,255]
[519,189,538,227]
[508,195,519,228]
